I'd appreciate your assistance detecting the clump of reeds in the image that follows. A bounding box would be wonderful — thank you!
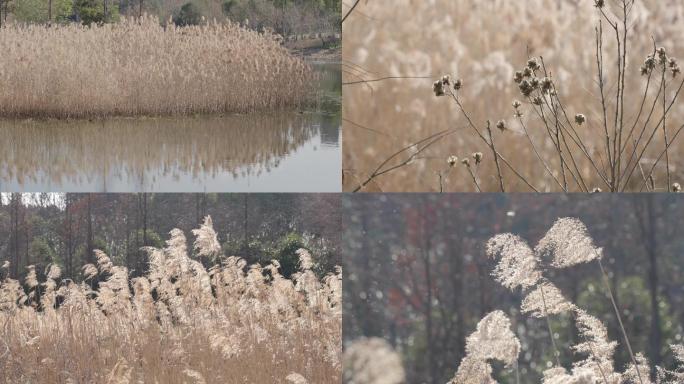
[0,216,341,383]
[0,16,313,118]
[447,217,683,383]
[342,218,684,383]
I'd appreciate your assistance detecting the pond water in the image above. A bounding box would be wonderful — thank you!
[0,63,340,192]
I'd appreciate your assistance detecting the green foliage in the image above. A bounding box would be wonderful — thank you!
[28,237,57,270]
[273,232,305,278]
[221,0,236,15]
[130,229,163,249]
[577,276,678,364]
[221,232,333,278]
[126,228,163,259]
[73,0,119,25]
[173,2,202,26]
[13,0,73,23]
[75,236,110,265]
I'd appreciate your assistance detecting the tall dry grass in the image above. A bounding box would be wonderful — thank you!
[0,16,312,118]
[343,0,684,192]
[0,217,341,383]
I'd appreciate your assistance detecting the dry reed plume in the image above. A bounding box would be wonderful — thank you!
[0,216,341,383]
[0,16,312,118]
[448,217,682,383]
[342,218,684,383]
[343,0,684,192]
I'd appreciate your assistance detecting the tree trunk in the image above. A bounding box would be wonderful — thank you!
[65,195,73,277]
[421,214,436,384]
[86,195,94,265]
[634,197,662,379]
[142,193,147,247]
[243,195,249,258]
[48,0,52,26]
[11,194,20,278]
[645,198,662,377]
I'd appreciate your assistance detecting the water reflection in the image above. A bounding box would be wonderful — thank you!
[0,111,340,192]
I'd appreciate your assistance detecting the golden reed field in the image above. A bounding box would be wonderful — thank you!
[0,217,341,383]
[0,16,312,118]
[343,0,684,192]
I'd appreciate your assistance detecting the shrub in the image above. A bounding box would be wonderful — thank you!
[172,2,202,26]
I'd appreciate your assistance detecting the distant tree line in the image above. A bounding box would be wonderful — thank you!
[0,193,340,283]
[0,0,340,32]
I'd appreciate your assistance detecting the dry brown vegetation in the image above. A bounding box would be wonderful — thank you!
[0,217,341,383]
[343,0,684,192]
[0,16,312,118]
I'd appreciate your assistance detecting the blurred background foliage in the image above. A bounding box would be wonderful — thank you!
[343,194,684,383]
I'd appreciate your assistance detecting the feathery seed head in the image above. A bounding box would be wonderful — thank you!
[191,216,221,259]
[285,373,308,384]
[486,233,542,290]
[46,264,61,280]
[535,217,602,268]
[521,282,576,317]
[465,310,520,365]
[296,248,314,270]
[343,338,405,384]
[82,264,98,280]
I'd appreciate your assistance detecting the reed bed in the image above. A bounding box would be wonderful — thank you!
[0,16,312,118]
[0,217,341,383]
[343,0,684,192]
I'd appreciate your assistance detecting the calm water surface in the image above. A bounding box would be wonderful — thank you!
[0,63,340,192]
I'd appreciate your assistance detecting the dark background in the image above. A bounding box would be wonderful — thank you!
[343,194,684,383]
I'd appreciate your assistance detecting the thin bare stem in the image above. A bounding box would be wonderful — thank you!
[539,284,562,367]
[486,122,505,193]
[517,114,565,191]
[464,165,482,192]
[597,258,644,384]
